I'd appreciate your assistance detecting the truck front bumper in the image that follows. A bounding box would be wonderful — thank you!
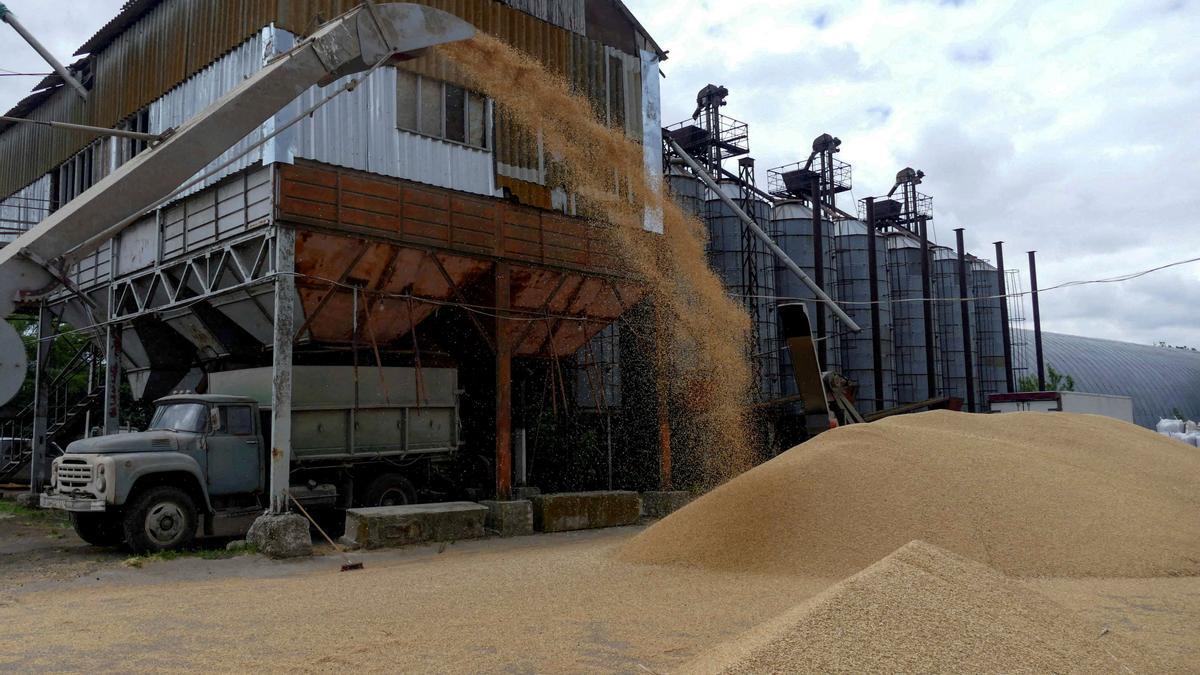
[40,493,107,512]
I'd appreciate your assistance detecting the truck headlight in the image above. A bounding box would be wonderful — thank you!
[49,459,59,488]
[96,473,106,493]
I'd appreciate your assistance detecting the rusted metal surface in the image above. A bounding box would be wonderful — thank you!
[1,0,655,200]
[283,161,644,356]
[494,260,512,500]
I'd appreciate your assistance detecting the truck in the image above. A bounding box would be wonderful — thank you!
[986,391,1135,424]
[39,366,462,552]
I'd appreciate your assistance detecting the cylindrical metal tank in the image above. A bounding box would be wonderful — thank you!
[705,181,780,401]
[834,219,896,413]
[970,257,1007,408]
[932,245,973,406]
[886,231,941,404]
[770,201,840,398]
[665,160,704,220]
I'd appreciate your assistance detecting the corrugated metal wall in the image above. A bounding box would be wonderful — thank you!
[1,0,650,204]
[0,175,51,245]
[291,66,496,196]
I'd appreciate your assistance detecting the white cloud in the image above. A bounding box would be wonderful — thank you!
[628,0,1200,346]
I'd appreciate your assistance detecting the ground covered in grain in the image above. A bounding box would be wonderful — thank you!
[687,541,1174,674]
[621,410,1200,578]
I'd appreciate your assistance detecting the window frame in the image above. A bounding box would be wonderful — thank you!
[396,71,490,151]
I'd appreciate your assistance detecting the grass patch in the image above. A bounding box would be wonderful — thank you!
[0,498,69,525]
[123,542,258,568]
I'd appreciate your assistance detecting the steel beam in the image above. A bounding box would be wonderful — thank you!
[28,304,54,492]
[1028,250,1046,391]
[668,138,861,333]
[865,198,884,411]
[269,226,297,514]
[495,262,513,500]
[994,242,1015,392]
[102,322,122,435]
[918,216,937,399]
[955,229,976,412]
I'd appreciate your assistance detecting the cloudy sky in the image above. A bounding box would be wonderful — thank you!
[1,0,1197,346]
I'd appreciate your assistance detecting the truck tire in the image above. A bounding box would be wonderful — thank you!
[69,512,124,547]
[362,474,417,507]
[122,486,198,553]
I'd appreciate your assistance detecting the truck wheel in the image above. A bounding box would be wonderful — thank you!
[363,474,417,507]
[69,512,124,547]
[122,486,197,553]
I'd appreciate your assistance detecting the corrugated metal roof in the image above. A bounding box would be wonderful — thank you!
[1014,329,1200,428]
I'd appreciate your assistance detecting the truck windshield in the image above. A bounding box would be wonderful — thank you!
[148,403,209,433]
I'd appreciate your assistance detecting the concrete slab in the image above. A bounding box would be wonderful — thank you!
[641,491,693,518]
[342,502,487,550]
[480,500,533,537]
[512,486,542,500]
[530,491,641,533]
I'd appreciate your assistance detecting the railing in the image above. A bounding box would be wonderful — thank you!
[0,340,104,482]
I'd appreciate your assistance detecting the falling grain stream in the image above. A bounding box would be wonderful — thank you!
[440,35,756,483]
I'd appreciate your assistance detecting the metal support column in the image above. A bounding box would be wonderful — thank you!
[918,216,937,398]
[810,176,826,369]
[268,226,296,514]
[655,303,672,490]
[29,304,54,492]
[994,241,1015,392]
[1028,250,1046,391]
[865,198,884,411]
[955,229,976,412]
[495,262,513,501]
[102,322,122,435]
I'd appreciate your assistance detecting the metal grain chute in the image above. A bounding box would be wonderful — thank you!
[0,3,476,406]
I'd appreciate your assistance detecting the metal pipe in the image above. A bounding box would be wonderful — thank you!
[1028,250,1046,390]
[810,176,827,368]
[994,241,1015,392]
[0,5,89,100]
[955,228,976,412]
[865,198,884,411]
[918,215,937,398]
[668,138,861,332]
[0,115,161,142]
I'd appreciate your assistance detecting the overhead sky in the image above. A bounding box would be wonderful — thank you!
[0,0,1196,347]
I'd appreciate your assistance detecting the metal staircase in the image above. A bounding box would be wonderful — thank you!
[0,342,103,482]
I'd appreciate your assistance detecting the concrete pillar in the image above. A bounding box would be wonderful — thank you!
[102,321,122,435]
[495,262,512,501]
[28,304,54,492]
[268,226,296,514]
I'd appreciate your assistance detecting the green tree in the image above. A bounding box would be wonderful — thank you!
[1018,364,1076,392]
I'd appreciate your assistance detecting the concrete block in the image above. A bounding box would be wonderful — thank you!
[530,491,641,533]
[641,491,694,518]
[342,502,487,550]
[14,493,39,509]
[247,513,312,559]
[512,486,542,500]
[480,500,533,537]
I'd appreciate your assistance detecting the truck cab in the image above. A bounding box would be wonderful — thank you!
[41,395,270,552]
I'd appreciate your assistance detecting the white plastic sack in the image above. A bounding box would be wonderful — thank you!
[1186,420,1198,434]
[1157,418,1185,435]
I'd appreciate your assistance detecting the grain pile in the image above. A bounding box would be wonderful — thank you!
[687,540,1174,674]
[621,411,1200,577]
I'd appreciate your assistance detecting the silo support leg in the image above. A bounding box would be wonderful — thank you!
[495,262,513,501]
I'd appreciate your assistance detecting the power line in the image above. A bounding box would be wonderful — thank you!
[737,255,1200,307]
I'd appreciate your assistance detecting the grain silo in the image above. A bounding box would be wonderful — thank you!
[770,200,840,396]
[706,180,781,401]
[932,245,973,405]
[834,218,896,413]
[886,231,941,403]
[665,159,705,220]
[970,257,1008,408]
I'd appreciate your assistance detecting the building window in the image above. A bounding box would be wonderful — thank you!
[117,107,152,163]
[54,140,99,207]
[397,71,489,150]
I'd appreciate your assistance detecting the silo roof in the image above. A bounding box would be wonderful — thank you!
[1014,329,1200,428]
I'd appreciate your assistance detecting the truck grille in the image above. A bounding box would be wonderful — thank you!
[57,460,92,488]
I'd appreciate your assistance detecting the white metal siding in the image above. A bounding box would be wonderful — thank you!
[290,66,496,197]
[0,175,51,245]
[148,32,268,199]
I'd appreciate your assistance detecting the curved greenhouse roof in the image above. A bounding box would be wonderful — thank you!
[1014,330,1200,428]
